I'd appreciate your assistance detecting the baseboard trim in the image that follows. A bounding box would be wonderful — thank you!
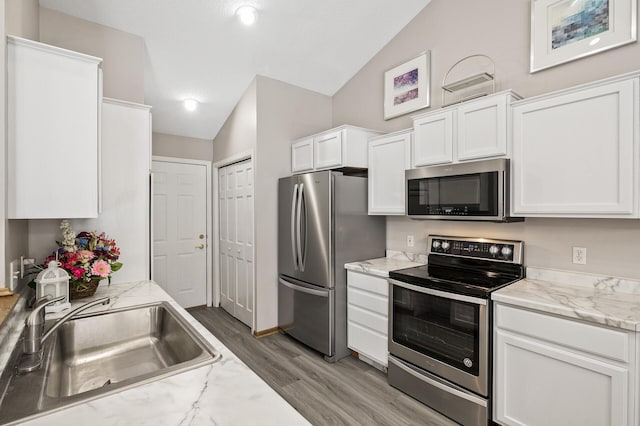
[253,326,279,338]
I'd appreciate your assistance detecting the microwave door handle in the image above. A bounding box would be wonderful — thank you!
[296,183,305,272]
[291,183,299,271]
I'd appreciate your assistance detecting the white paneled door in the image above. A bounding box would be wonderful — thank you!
[219,159,254,327]
[152,161,208,308]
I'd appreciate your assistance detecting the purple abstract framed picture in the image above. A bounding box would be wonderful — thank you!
[384,51,431,120]
[530,0,637,73]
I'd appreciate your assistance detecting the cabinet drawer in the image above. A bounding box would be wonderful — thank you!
[348,321,388,366]
[347,271,387,296]
[348,288,387,317]
[495,303,631,363]
[348,303,387,334]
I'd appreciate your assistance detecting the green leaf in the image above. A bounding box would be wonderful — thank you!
[111,262,123,272]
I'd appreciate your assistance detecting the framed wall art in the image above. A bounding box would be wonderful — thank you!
[384,51,431,120]
[530,0,637,73]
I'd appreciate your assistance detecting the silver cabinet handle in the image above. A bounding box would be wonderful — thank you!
[291,183,298,271]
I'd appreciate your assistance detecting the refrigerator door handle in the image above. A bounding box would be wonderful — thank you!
[279,278,328,297]
[291,183,299,271]
[296,183,305,272]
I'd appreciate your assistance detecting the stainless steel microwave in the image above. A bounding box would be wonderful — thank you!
[405,158,522,222]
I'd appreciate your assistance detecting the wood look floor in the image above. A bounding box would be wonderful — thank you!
[191,307,456,426]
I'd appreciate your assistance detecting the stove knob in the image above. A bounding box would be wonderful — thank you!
[501,246,513,257]
[441,241,450,251]
[489,245,499,256]
[432,240,441,249]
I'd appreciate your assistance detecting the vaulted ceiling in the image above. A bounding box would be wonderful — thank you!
[39,0,431,140]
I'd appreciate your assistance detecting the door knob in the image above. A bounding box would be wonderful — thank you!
[196,244,205,250]
[199,234,205,239]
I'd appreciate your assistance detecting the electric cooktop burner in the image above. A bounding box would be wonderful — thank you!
[389,236,525,299]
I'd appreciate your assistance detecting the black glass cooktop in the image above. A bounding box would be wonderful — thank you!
[389,254,524,299]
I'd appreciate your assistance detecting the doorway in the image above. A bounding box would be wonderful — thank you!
[217,158,254,328]
[151,157,212,308]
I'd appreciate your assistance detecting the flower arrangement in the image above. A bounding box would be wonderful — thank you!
[41,220,123,292]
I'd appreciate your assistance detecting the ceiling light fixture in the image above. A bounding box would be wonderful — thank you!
[589,37,601,46]
[236,5,257,26]
[183,98,199,112]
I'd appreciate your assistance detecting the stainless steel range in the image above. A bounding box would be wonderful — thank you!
[387,235,524,426]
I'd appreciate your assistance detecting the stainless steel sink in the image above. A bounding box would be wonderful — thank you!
[0,301,221,425]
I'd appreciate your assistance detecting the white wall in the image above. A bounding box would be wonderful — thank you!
[332,0,640,279]
[39,7,145,104]
[3,0,34,286]
[5,0,38,40]
[254,75,332,331]
[213,76,332,332]
[152,132,213,162]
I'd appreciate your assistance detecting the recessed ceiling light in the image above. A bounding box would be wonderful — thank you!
[183,98,199,112]
[236,5,257,26]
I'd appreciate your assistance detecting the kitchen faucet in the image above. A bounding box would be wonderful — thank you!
[18,295,110,373]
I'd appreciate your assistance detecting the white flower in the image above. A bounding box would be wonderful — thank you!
[60,220,77,252]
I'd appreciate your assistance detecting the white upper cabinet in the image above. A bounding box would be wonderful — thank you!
[291,137,314,173]
[511,76,639,218]
[7,36,102,219]
[368,129,412,215]
[412,110,454,167]
[412,91,520,167]
[291,125,381,174]
[457,93,511,161]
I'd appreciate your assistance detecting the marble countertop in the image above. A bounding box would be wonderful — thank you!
[344,251,426,278]
[493,268,640,331]
[2,281,309,426]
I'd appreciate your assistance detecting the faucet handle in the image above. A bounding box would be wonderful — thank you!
[26,295,66,326]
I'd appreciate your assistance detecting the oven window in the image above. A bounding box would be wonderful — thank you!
[392,286,480,375]
[408,171,498,217]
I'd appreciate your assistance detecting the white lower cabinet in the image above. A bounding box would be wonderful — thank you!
[494,303,635,426]
[346,271,388,369]
[368,129,412,215]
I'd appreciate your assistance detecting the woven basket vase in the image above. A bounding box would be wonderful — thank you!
[69,278,102,300]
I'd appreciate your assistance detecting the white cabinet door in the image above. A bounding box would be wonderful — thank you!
[291,137,314,174]
[511,78,638,217]
[412,110,454,166]
[73,99,151,283]
[494,329,629,426]
[7,36,102,219]
[368,131,412,215]
[347,271,388,368]
[457,93,510,161]
[314,130,343,170]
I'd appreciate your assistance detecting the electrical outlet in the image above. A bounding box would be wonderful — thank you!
[572,247,587,265]
[9,260,20,291]
[21,256,35,279]
[407,235,414,247]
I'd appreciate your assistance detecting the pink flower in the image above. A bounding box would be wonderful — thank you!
[71,267,84,279]
[91,260,111,277]
[78,250,95,261]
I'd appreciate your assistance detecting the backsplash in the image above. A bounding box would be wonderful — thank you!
[387,216,640,280]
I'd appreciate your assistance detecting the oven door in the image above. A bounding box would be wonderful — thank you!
[388,278,488,396]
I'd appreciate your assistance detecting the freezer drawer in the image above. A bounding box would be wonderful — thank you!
[278,276,333,357]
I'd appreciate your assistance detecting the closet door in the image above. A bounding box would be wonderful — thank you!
[219,159,254,327]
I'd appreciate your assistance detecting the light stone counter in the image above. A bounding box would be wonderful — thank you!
[344,250,427,278]
[1,281,310,426]
[492,267,640,331]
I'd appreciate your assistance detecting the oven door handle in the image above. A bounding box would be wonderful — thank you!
[388,278,487,306]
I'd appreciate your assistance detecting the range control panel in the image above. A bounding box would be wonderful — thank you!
[428,236,523,264]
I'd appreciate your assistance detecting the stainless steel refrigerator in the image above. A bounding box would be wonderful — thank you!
[278,171,385,362]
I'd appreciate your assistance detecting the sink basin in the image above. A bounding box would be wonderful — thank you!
[0,301,221,425]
